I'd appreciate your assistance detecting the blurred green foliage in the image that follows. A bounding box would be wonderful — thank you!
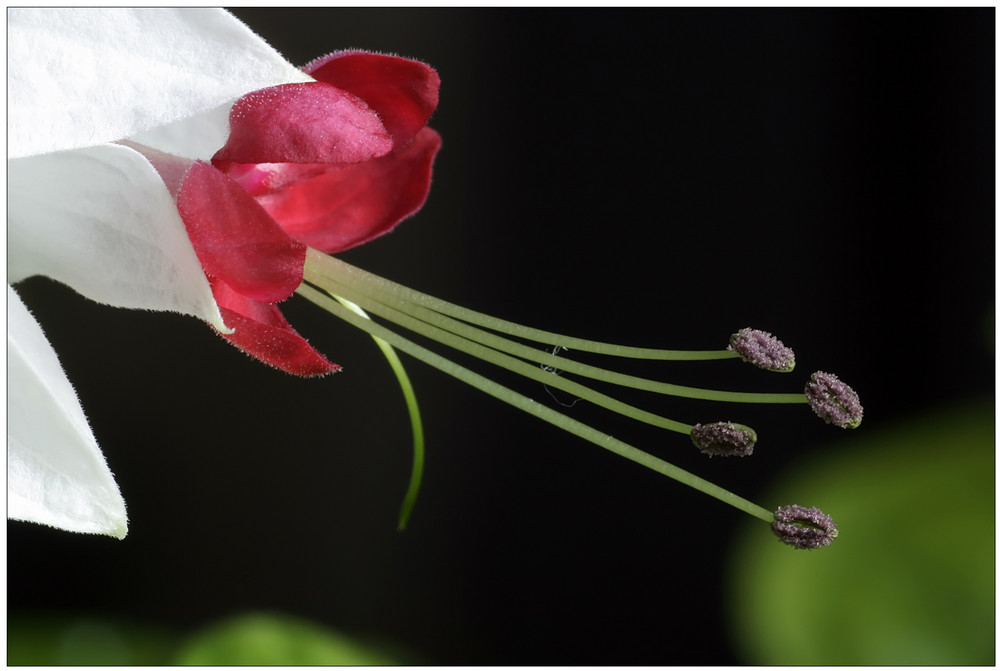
[7,616,177,665]
[729,400,994,665]
[7,612,403,665]
[174,612,402,665]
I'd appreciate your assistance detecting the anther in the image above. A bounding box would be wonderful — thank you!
[728,328,795,372]
[690,421,757,457]
[805,371,863,428]
[771,504,838,549]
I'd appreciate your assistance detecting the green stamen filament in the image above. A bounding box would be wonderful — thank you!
[311,272,691,433]
[306,251,736,360]
[333,296,424,531]
[295,282,774,524]
[304,250,806,405]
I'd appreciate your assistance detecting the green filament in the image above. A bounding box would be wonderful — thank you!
[306,250,737,361]
[311,270,692,434]
[332,296,424,531]
[305,250,806,405]
[295,282,775,524]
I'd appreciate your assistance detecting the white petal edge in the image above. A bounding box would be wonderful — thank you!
[8,143,229,332]
[8,7,313,159]
[127,101,234,161]
[8,285,128,539]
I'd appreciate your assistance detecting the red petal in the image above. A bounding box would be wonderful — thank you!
[177,161,305,303]
[305,51,440,146]
[213,279,340,377]
[213,160,330,199]
[212,82,392,165]
[253,128,442,253]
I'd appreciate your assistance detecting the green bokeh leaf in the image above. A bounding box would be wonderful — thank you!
[7,616,176,665]
[729,400,994,665]
[173,612,402,665]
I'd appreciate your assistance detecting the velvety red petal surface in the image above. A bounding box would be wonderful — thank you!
[254,127,442,253]
[212,279,340,377]
[305,51,440,146]
[213,82,393,165]
[212,161,331,200]
[177,161,306,303]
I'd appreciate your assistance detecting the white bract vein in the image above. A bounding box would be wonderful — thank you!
[7,8,312,538]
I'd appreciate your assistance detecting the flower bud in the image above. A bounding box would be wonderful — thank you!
[771,504,838,549]
[690,421,757,457]
[728,328,795,372]
[805,371,863,428]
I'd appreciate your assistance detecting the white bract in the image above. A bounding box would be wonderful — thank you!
[7,8,313,538]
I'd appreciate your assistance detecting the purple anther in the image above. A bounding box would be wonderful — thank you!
[690,421,757,457]
[771,504,838,549]
[728,328,795,372]
[805,371,863,429]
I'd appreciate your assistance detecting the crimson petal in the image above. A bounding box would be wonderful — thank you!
[213,82,392,165]
[177,161,305,303]
[212,279,339,377]
[254,127,442,254]
[305,51,440,147]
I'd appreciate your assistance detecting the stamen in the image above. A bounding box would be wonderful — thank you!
[690,422,757,457]
[303,250,807,405]
[304,251,737,360]
[308,267,693,433]
[771,504,838,549]
[728,328,795,372]
[805,371,863,428]
[294,282,776,524]
[334,297,425,531]
[293,247,855,542]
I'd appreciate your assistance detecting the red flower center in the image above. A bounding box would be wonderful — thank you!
[168,51,442,376]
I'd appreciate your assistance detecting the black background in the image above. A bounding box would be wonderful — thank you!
[9,8,994,664]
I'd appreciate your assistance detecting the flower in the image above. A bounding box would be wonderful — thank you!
[161,50,440,375]
[8,9,860,547]
[120,49,444,374]
[7,8,433,537]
